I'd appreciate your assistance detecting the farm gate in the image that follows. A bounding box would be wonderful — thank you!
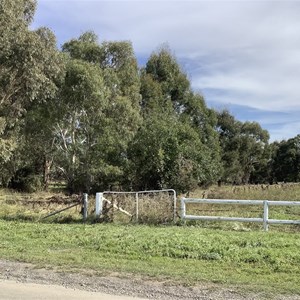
[94,189,177,223]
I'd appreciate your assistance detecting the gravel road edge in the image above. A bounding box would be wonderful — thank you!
[0,259,298,300]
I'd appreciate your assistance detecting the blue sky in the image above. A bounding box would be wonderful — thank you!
[32,0,300,142]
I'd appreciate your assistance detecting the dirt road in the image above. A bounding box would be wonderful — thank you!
[0,280,148,300]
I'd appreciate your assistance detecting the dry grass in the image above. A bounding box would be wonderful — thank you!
[190,183,300,200]
[0,191,83,222]
[1,183,300,229]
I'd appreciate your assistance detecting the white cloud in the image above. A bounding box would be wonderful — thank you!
[270,121,300,142]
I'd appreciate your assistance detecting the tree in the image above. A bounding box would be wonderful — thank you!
[54,33,141,192]
[145,46,190,113]
[128,48,221,192]
[217,110,270,184]
[216,110,241,183]
[128,110,219,192]
[0,0,63,187]
[0,0,62,123]
[239,121,269,183]
[272,135,300,182]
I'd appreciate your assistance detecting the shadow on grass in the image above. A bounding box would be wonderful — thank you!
[0,215,37,222]
[0,214,84,224]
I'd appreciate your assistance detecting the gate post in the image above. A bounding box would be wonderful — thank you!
[172,190,177,223]
[135,192,139,222]
[83,193,88,221]
[181,197,186,224]
[95,192,103,218]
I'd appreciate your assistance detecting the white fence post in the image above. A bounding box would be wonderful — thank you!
[172,189,177,223]
[263,200,269,231]
[83,193,88,221]
[95,192,103,218]
[135,192,139,222]
[181,197,186,222]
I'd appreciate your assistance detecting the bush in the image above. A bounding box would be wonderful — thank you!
[9,167,43,193]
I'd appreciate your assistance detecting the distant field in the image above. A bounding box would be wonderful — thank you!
[191,183,300,201]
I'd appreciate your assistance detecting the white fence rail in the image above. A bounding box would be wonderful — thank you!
[181,198,300,231]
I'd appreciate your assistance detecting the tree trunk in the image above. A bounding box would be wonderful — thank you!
[43,156,52,191]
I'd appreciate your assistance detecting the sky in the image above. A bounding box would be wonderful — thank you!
[32,0,300,142]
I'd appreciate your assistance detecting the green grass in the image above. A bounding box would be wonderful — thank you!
[0,220,299,297]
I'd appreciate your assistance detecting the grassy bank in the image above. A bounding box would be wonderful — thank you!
[0,220,299,297]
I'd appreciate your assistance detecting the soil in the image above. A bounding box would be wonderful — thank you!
[0,260,299,300]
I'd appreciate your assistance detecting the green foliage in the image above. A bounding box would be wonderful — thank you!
[56,33,141,192]
[0,1,62,121]
[145,46,190,109]
[272,135,300,182]
[129,48,221,192]
[217,110,270,184]
[9,167,42,193]
[0,0,63,187]
[129,113,189,190]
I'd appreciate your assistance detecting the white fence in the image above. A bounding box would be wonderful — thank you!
[96,189,177,222]
[181,198,300,231]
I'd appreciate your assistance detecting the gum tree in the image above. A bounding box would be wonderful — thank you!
[0,0,63,186]
[128,48,221,192]
[55,32,141,192]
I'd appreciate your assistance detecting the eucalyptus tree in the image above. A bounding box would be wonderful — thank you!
[0,0,63,186]
[272,135,300,182]
[128,47,221,192]
[55,32,141,192]
[217,110,270,184]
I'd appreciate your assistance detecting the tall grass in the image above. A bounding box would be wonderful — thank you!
[190,183,300,200]
[0,190,83,223]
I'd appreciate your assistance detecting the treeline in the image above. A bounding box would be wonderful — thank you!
[1,0,299,193]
